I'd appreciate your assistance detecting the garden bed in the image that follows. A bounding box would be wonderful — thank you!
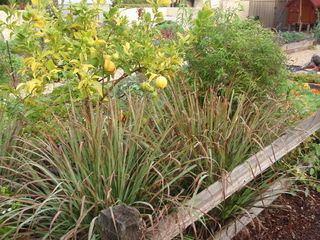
[0,2,319,239]
[234,187,320,240]
[282,39,315,54]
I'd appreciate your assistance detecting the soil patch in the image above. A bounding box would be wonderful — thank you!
[233,188,320,240]
[287,45,320,66]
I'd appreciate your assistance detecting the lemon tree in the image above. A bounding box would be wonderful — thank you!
[1,0,186,100]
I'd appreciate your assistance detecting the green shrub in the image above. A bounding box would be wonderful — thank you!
[280,31,305,43]
[314,21,320,41]
[186,6,288,97]
[3,1,184,100]
[290,73,320,84]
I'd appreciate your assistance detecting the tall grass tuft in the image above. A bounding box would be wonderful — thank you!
[0,110,22,179]
[0,81,290,239]
[150,82,289,186]
[0,99,192,239]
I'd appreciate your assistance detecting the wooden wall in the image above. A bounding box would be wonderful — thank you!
[249,0,288,28]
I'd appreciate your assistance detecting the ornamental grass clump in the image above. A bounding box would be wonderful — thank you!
[149,80,289,186]
[0,99,193,239]
[0,109,23,179]
[0,81,290,238]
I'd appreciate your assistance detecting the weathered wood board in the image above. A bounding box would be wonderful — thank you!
[212,178,292,240]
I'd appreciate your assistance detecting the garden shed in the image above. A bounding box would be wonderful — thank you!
[248,0,288,29]
[286,0,320,30]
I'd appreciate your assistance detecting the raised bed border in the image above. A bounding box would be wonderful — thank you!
[282,39,316,54]
[146,110,320,240]
[212,178,292,240]
[213,163,312,240]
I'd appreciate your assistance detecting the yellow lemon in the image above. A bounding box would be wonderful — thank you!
[155,76,168,89]
[95,39,106,46]
[159,0,171,6]
[104,58,116,74]
[140,82,149,90]
[34,19,45,28]
[140,82,155,92]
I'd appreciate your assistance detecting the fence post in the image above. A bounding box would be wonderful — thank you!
[98,204,142,240]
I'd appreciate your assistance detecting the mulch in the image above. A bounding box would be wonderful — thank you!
[233,187,320,240]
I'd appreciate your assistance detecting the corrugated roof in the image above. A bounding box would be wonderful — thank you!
[287,0,320,7]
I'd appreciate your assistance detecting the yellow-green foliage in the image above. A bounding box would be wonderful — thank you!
[1,0,186,99]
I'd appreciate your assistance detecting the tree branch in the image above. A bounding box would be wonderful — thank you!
[100,67,141,102]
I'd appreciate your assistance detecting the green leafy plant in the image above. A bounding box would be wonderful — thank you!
[287,80,320,116]
[186,5,287,97]
[303,141,320,184]
[290,135,320,191]
[314,19,320,41]
[279,31,305,43]
[277,134,320,197]
[1,0,185,100]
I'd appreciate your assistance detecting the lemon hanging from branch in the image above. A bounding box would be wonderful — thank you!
[104,56,116,75]
[155,76,168,89]
[158,0,171,6]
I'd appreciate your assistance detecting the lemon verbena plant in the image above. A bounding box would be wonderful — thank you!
[0,0,186,100]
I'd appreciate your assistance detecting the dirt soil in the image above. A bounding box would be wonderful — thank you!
[233,188,320,240]
[287,45,320,66]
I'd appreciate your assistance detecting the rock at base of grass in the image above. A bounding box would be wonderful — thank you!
[98,204,142,240]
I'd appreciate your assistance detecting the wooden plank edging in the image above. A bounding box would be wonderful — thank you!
[147,111,320,240]
[212,178,292,240]
[213,164,311,240]
[282,39,315,54]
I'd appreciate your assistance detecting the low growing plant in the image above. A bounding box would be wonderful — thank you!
[287,80,320,116]
[0,79,292,239]
[279,31,305,43]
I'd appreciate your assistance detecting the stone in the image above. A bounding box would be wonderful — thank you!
[98,204,143,240]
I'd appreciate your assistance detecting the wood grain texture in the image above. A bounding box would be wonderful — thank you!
[148,111,320,240]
